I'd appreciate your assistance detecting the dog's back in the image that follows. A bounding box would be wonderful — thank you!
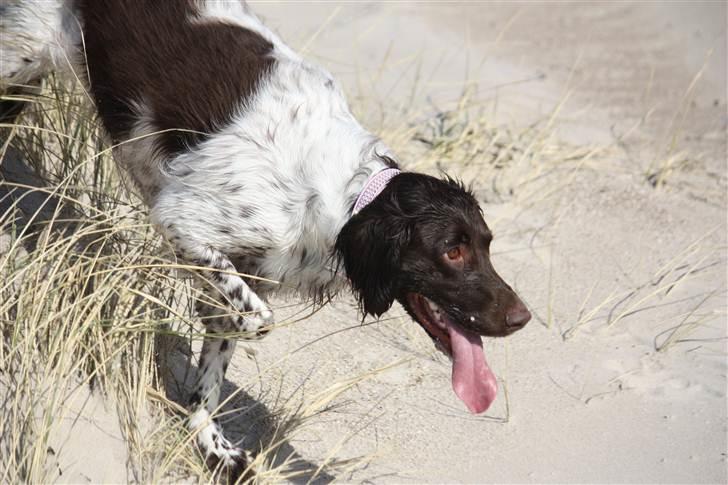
[78,0,276,156]
[3,0,286,201]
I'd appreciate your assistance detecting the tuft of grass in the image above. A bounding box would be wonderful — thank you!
[0,74,200,481]
[643,50,713,189]
[561,228,726,344]
[368,83,601,205]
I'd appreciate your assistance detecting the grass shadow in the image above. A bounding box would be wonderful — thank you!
[157,331,336,484]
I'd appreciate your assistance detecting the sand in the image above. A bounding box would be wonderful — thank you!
[9,1,727,483]
[235,2,727,482]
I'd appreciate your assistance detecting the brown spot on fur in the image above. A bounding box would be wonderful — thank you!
[79,0,275,155]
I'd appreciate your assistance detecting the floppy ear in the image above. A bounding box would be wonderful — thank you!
[335,210,409,317]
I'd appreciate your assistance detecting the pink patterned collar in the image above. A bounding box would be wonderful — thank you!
[352,168,401,215]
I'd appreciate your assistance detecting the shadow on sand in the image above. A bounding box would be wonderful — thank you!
[156,331,336,484]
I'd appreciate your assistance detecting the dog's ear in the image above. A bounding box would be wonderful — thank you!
[335,210,409,317]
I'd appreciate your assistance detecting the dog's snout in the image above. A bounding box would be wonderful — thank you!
[505,301,531,329]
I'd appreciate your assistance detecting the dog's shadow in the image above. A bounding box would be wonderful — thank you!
[156,332,336,484]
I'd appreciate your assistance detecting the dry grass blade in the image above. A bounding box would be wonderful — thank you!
[644,49,713,188]
[653,290,723,352]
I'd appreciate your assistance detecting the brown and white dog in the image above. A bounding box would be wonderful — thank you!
[1,0,531,475]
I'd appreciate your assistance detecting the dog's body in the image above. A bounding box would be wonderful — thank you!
[2,0,531,476]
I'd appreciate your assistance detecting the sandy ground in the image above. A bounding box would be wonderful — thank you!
[232,2,727,483]
[31,1,727,483]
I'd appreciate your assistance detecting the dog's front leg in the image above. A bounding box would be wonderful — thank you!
[188,296,248,477]
[176,243,274,336]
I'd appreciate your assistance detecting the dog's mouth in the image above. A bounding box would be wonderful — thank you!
[406,293,497,414]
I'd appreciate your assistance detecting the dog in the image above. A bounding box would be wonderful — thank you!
[1,0,531,476]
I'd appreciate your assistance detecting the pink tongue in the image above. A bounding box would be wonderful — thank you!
[448,322,498,414]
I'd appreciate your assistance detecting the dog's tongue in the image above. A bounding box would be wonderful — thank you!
[447,321,498,414]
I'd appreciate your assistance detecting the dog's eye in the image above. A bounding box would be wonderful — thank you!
[446,246,462,260]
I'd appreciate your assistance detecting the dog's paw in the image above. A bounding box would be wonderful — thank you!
[206,446,253,484]
[235,308,274,339]
[197,423,254,483]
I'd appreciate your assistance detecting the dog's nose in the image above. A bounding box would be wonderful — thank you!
[506,302,531,329]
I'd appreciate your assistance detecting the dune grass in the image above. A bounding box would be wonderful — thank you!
[0,75,214,482]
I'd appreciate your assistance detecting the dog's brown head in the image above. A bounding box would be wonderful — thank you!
[336,172,530,413]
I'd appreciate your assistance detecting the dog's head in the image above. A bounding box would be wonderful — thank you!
[336,172,530,413]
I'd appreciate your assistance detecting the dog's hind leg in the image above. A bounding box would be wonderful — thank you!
[0,0,81,86]
[187,295,249,476]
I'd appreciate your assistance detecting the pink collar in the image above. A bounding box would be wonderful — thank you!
[352,168,401,215]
